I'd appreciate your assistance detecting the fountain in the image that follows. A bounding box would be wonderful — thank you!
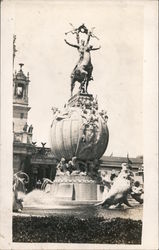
[48,24,109,204]
[13,24,110,214]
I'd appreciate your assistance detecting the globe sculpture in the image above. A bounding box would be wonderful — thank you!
[50,24,109,202]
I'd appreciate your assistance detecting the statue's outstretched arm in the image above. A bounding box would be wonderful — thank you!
[86,31,91,45]
[75,33,80,45]
[91,45,101,51]
[64,39,79,48]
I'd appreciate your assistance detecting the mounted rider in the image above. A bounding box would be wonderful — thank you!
[64,24,101,96]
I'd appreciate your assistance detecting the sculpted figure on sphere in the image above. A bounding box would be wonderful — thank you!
[64,24,101,96]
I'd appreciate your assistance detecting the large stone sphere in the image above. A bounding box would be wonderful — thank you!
[50,105,109,161]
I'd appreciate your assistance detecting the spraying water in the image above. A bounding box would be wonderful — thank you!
[13,171,29,212]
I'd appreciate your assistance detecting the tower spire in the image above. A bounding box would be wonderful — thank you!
[13,35,18,69]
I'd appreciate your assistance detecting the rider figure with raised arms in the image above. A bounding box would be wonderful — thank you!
[64,24,101,96]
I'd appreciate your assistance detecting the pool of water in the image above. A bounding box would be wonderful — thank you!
[18,202,143,221]
[16,189,143,220]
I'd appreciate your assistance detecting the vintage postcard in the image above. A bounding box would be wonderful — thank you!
[0,0,158,249]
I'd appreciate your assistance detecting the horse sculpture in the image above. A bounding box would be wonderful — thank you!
[95,163,134,208]
[70,58,93,96]
[64,27,100,96]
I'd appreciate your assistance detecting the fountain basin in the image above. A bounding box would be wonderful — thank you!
[47,175,103,201]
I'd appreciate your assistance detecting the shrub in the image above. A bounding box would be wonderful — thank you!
[13,216,142,244]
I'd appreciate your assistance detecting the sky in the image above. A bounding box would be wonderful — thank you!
[13,0,144,157]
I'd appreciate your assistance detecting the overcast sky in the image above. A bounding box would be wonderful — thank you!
[13,1,144,157]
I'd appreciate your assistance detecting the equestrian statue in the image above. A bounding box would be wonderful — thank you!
[64,24,101,96]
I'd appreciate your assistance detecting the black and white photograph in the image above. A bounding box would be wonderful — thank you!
[0,0,158,249]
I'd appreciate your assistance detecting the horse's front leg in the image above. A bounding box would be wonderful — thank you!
[80,79,85,94]
[85,79,89,94]
[71,77,75,97]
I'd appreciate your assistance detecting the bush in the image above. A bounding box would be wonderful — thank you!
[13,216,142,244]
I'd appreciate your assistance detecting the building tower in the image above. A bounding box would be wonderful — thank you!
[13,63,33,144]
[13,63,57,188]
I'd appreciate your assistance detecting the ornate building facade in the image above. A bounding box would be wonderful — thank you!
[13,64,57,191]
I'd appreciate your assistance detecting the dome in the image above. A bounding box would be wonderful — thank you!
[16,71,26,80]
[14,64,28,81]
[50,103,109,161]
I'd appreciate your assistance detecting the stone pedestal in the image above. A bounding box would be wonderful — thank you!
[49,175,103,202]
[68,92,94,108]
